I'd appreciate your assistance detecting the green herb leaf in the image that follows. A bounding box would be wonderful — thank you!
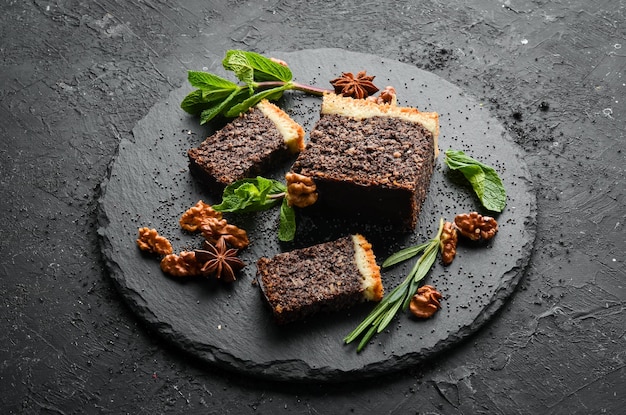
[223,50,293,83]
[344,300,389,344]
[345,219,445,352]
[224,85,290,118]
[402,243,439,309]
[188,71,238,91]
[181,72,241,116]
[381,279,411,305]
[357,322,381,352]
[181,90,212,115]
[444,149,507,212]
[222,50,254,87]
[199,88,247,125]
[278,198,296,242]
[213,177,286,213]
[200,88,242,105]
[381,241,431,268]
[377,299,403,334]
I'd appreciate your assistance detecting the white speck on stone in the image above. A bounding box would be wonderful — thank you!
[521,39,529,45]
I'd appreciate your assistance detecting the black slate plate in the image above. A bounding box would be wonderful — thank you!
[97,48,536,382]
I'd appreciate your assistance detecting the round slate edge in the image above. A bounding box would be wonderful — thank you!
[96,48,537,382]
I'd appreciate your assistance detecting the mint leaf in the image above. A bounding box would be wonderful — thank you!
[223,85,290,118]
[188,71,238,90]
[444,149,507,212]
[181,90,212,114]
[222,50,292,84]
[212,177,295,241]
[223,50,292,84]
[222,50,255,87]
[181,70,242,117]
[213,177,286,213]
[199,88,248,124]
[242,51,292,82]
[182,88,242,117]
[278,198,296,242]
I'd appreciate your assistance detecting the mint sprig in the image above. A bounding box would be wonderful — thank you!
[181,50,331,124]
[444,149,507,213]
[212,177,296,242]
[345,219,445,352]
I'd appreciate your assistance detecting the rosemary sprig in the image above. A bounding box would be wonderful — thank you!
[344,218,445,352]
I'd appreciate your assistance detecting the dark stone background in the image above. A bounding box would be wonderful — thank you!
[1,1,624,413]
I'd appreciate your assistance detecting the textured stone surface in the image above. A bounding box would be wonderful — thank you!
[97,49,536,381]
[2,0,624,412]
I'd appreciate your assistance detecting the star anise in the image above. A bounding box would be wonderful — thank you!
[194,237,245,282]
[330,71,379,99]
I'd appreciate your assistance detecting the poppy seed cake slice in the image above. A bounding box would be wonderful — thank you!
[287,93,439,230]
[256,234,383,325]
[188,99,305,192]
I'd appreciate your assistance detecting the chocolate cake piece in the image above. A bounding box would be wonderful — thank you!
[188,99,305,192]
[256,234,383,325]
[287,93,439,230]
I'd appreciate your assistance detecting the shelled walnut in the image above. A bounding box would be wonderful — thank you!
[366,86,397,105]
[409,285,443,319]
[454,212,498,241]
[200,217,249,249]
[136,227,173,256]
[285,172,318,208]
[440,221,458,266]
[160,251,202,277]
[179,200,222,232]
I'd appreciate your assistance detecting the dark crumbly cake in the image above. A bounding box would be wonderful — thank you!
[256,234,383,325]
[188,100,304,192]
[291,110,436,230]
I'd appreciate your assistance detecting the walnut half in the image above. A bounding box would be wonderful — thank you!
[200,217,249,249]
[285,172,318,208]
[160,251,202,277]
[409,285,443,319]
[366,86,397,105]
[179,200,222,232]
[440,221,458,266]
[454,212,498,241]
[136,227,173,256]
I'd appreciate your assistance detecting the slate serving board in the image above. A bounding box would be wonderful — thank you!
[97,48,536,382]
